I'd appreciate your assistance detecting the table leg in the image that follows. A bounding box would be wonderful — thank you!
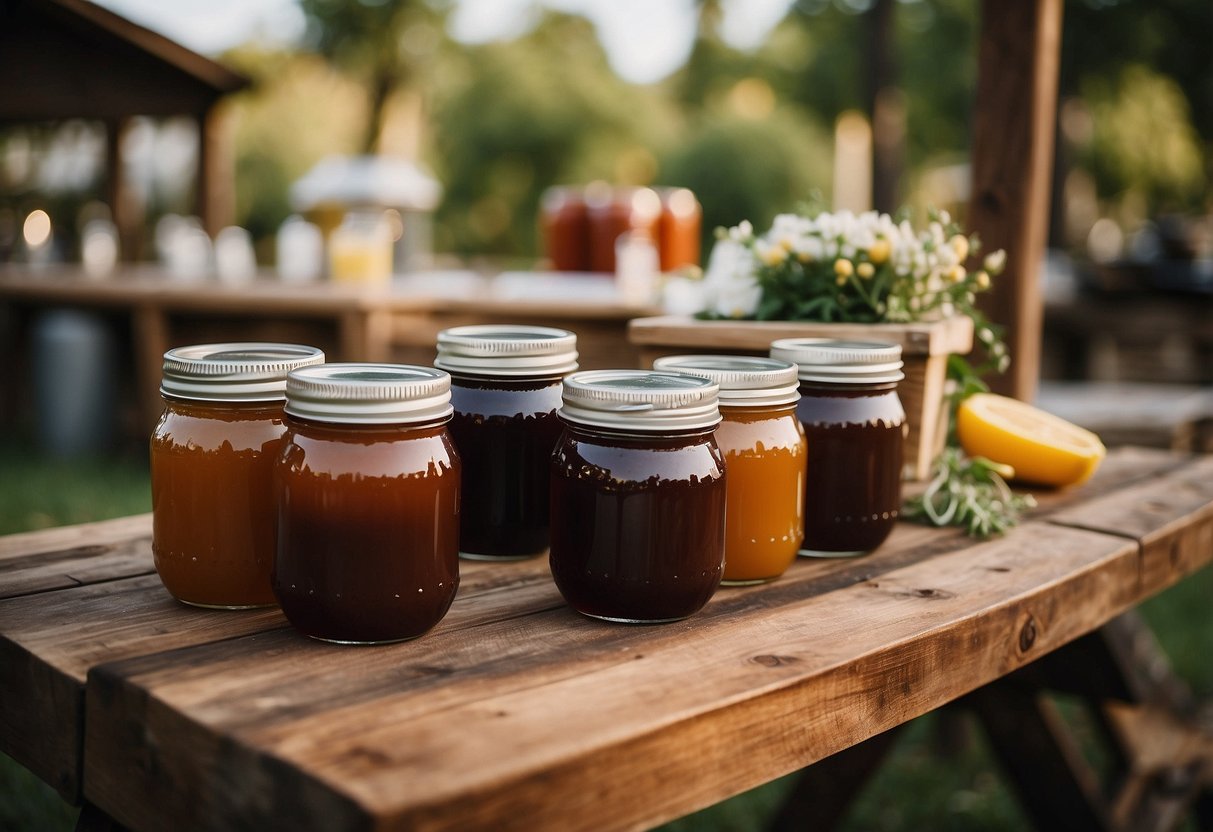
[767,725,904,832]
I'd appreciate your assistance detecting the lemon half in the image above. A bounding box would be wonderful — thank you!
[956,393,1106,487]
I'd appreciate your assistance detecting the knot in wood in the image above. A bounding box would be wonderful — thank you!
[1018,615,1037,652]
[751,655,797,668]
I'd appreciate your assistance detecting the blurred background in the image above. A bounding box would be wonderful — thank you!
[1,0,1211,829]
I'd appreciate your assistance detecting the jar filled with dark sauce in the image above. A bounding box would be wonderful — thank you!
[549,370,726,623]
[274,364,460,644]
[769,339,906,558]
[436,325,577,560]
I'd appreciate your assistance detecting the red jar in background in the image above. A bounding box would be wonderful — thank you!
[658,188,702,272]
[586,185,661,273]
[540,187,589,272]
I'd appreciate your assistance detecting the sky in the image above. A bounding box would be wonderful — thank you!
[95,0,794,84]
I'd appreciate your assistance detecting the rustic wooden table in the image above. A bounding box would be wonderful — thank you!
[1,448,1212,832]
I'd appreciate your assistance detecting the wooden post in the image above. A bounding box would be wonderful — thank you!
[105,118,138,262]
[196,104,234,236]
[968,0,1063,402]
[866,0,903,214]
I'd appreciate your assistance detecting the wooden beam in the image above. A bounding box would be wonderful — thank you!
[104,118,138,263]
[969,0,1064,401]
[196,105,234,236]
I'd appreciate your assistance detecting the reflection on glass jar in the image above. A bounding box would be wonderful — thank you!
[770,339,906,558]
[274,364,460,644]
[550,370,725,623]
[151,342,325,609]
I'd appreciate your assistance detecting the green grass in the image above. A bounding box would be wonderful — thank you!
[1,441,1210,831]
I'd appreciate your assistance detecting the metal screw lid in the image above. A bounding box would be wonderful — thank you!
[769,338,904,384]
[285,364,452,425]
[651,355,800,407]
[161,343,325,402]
[435,324,579,377]
[559,369,720,432]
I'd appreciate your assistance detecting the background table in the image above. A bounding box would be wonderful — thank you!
[1,448,1211,831]
[0,267,658,436]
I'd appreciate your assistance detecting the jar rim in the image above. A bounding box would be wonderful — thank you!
[560,369,721,432]
[435,324,578,376]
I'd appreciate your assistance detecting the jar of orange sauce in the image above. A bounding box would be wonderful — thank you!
[150,343,325,608]
[653,355,805,584]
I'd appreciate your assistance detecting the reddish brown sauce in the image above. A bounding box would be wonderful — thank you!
[274,419,460,643]
[796,385,905,554]
[549,424,725,622]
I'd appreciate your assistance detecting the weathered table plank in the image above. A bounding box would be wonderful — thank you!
[0,513,153,600]
[83,524,1140,831]
[0,543,557,802]
[1,448,1209,831]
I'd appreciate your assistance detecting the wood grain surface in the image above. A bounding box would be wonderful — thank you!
[1,448,1209,829]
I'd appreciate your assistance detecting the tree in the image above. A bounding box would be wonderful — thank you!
[299,0,450,153]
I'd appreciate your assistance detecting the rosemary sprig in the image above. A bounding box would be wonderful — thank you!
[904,447,1037,538]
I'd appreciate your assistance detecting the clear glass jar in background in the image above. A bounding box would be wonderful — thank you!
[435,324,578,561]
[328,210,393,285]
[550,370,726,623]
[770,339,907,558]
[652,355,805,584]
[274,364,461,644]
[150,343,325,608]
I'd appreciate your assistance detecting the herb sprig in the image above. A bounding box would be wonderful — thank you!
[904,447,1037,538]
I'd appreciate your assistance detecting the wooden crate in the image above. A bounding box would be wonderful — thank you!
[628,315,975,481]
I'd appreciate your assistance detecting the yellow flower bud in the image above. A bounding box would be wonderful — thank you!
[760,246,787,267]
[975,270,991,289]
[857,262,875,279]
[834,259,854,277]
[950,234,970,262]
[947,265,966,283]
[835,274,847,287]
[868,238,891,264]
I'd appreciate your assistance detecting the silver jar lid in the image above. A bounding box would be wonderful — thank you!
[769,338,904,384]
[435,325,578,377]
[161,343,325,402]
[651,355,799,407]
[559,369,720,432]
[285,364,452,425]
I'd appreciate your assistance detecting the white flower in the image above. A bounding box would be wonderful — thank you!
[984,250,1007,273]
[703,238,761,318]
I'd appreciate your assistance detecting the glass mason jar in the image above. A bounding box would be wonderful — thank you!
[550,370,726,623]
[652,355,805,584]
[150,343,325,609]
[770,339,907,557]
[274,364,460,644]
[540,186,590,271]
[435,325,578,561]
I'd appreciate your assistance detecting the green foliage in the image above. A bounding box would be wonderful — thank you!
[904,448,1037,538]
[1079,64,1206,212]
[659,112,833,264]
[430,13,674,256]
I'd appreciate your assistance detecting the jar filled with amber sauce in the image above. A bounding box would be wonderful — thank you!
[652,355,805,584]
[150,343,325,608]
[770,339,906,558]
[274,364,460,644]
[550,370,726,623]
[436,325,577,561]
